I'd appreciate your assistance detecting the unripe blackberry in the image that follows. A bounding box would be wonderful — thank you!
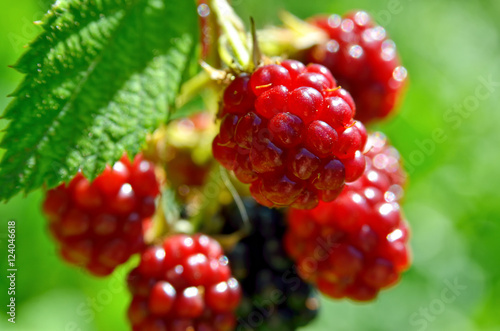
[42,153,159,276]
[213,60,367,209]
[127,234,241,330]
[306,11,408,123]
[284,133,410,301]
[350,131,407,202]
[164,113,215,188]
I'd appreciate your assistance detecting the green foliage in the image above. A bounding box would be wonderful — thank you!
[0,0,198,202]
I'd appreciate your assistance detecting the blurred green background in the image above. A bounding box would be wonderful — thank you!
[1,0,500,330]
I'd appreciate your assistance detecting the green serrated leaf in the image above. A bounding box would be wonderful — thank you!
[0,0,199,201]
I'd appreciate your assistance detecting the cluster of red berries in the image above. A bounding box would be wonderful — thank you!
[40,6,412,330]
[306,11,407,123]
[127,234,241,331]
[213,60,367,209]
[284,133,410,301]
[42,154,159,276]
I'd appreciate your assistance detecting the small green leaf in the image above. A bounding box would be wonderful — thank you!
[0,0,199,201]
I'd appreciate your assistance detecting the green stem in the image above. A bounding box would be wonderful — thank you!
[218,36,236,70]
[207,167,251,250]
[250,17,261,71]
[257,11,328,57]
[189,164,225,232]
[219,166,250,235]
[211,0,250,69]
[174,70,211,110]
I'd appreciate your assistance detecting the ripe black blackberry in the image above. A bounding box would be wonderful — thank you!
[221,199,319,331]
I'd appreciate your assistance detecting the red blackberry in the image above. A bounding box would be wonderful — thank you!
[213,60,367,209]
[284,137,411,300]
[143,112,216,206]
[164,113,215,188]
[306,11,408,124]
[42,153,159,276]
[350,131,407,202]
[127,234,241,331]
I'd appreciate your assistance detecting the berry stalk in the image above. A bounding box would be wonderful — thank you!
[211,0,251,70]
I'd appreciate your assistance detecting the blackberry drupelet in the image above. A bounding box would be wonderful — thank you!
[222,199,319,330]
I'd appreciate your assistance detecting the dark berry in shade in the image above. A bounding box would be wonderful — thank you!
[221,199,320,330]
